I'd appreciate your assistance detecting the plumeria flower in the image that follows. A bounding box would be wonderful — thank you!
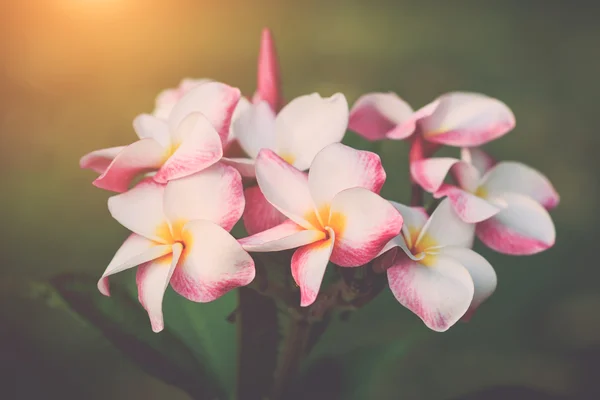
[349,91,515,148]
[411,147,559,255]
[234,92,349,234]
[80,81,241,192]
[378,199,496,332]
[238,143,403,306]
[97,164,255,332]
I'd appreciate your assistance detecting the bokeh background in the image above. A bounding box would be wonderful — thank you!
[1,0,599,399]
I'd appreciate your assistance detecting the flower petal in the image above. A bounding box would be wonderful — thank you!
[438,246,496,319]
[133,114,171,148]
[389,201,428,248]
[386,99,440,140]
[480,161,559,210]
[154,113,223,183]
[153,78,212,120]
[164,163,244,232]
[108,178,169,243]
[348,92,415,141]
[275,93,349,171]
[291,229,335,307]
[168,82,241,145]
[329,187,403,267]
[136,243,181,333]
[232,100,276,159]
[417,198,475,249]
[255,149,316,229]
[170,220,255,302]
[387,252,474,332]
[93,139,166,193]
[410,157,461,193]
[309,143,386,213]
[476,193,555,255]
[420,92,515,147]
[242,185,288,235]
[461,147,496,176]
[434,184,502,223]
[221,157,256,178]
[239,220,325,252]
[80,146,126,174]
[97,234,171,296]
[255,27,283,112]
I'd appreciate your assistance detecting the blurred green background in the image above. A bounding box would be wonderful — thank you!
[1,0,598,398]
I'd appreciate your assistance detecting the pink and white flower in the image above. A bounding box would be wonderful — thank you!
[411,147,559,255]
[238,143,403,306]
[231,92,349,235]
[97,164,255,332]
[379,199,496,332]
[80,81,241,192]
[349,91,515,147]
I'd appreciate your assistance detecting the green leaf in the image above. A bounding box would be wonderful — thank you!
[46,273,225,400]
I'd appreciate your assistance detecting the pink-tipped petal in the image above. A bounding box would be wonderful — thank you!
[108,178,169,243]
[348,92,415,141]
[80,146,126,174]
[476,193,555,255]
[439,246,496,318]
[389,201,429,248]
[170,220,255,302]
[387,252,474,332]
[133,114,171,148]
[421,92,515,147]
[242,185,288,235]
[480,162,559,210]
[410,157,461,193]
[154,113,223,183]
[434,184,502,223]
[164,163,244,232]
[137,243,182,333]
[418,198,475,249]
[386,99,440,140]
[255,149,316,229]
[328,187,403,267]
[221,157,256,178]
[232,101,277,159]
[98,234,170,296]
[168,82,241,145]
[239,220,325,252]
[153,78,213,120]
[93,139,166,193]
[275,93,349,171]
[461,147,496,175]
[256,28,283,112]
[308,143,386,213]
[291,230,335,307]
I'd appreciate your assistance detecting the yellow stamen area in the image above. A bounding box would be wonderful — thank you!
[475,185,488,198]
[328,210,347,238]
[156,222,174,243]
[414,233,439,267]
[155,219,191,263]
[303,204,347,239]
[279,152,296,165]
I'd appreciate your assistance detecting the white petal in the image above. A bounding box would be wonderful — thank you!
[255,149,317,229]
[108,178,170,243]
[163,163,244,232]
[80,146,126,174]
[97,234,171,296]
[136,243,181,333]
[308,143,386,216]
[133,114,171,148]
[417,198,475,249]
[239,220,325,252]
[232,101,276,159]
[434,184,502,223]
[476,193,556,255]
[170,220,255,302]
[348,92,415,141]
[438,246,497,316]
[275,93,349,170]
[480,161,559,210]
[389,201,428,248]
[461,147,496,176]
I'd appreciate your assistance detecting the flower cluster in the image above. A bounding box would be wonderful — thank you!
[81,28,558,333]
